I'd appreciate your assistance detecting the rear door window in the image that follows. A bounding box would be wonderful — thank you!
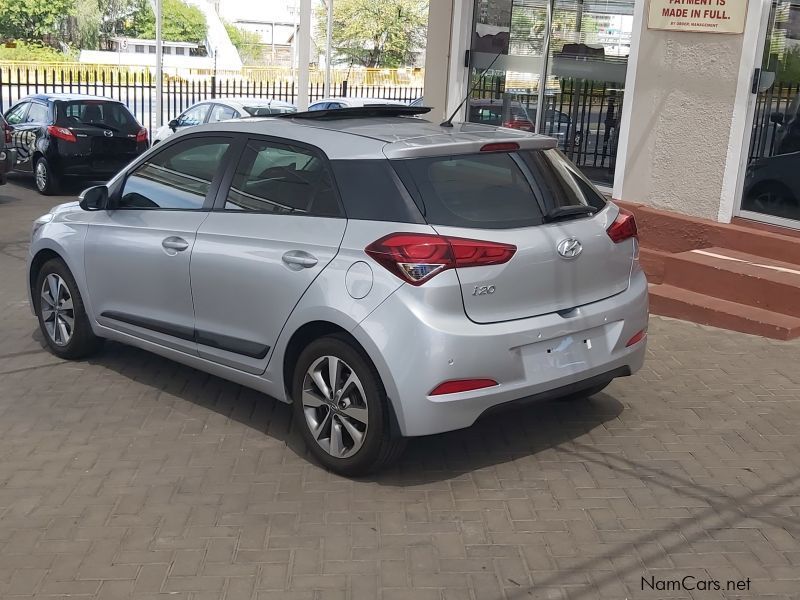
[177,104,211,126]
[25,102,49,124]
[224,139,342,217]
[209,104,238,122]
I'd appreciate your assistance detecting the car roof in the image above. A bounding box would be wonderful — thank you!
[176,115,557,159]
[23,93,120,103]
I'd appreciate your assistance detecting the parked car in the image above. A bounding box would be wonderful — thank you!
[0,114,15,185]
[308,97,407,111]
[4,94,149,195]
[153,98,297,144]
[741,93,800,221]
[27,106,648,475]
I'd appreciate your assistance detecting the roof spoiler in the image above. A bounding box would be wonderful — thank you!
[278,106,432,120]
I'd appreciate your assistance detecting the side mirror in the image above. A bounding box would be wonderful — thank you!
[79,185,109,211]
[770,112,785,125]
[168,119,179,131]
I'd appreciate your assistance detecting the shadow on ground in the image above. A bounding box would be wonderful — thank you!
[39,333,626,484]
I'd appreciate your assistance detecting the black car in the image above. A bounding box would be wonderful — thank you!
[3,94,148,195]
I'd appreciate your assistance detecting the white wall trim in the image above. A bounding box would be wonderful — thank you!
[444,0,474,122]
[611,0,646,201]
[718,0,773,223]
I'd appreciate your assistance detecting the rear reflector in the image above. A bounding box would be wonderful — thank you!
[625,329,646,347]
[365,233,516,285]
[430,379,498,396]
[480,142,520,152]
[607,208,638,243]
[47,125,77,143]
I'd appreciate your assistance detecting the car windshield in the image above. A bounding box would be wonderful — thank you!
[56,101,139,131]
[243,105,297,117]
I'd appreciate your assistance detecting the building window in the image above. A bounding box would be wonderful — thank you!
[135,45,144,53]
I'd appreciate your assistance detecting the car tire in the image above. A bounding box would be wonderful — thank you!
[292,335,405,476]
[34,156,60,195]
[558,381,610,401]
[34,258,102,359]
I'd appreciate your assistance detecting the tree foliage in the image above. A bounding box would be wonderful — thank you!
[125,0,208,44]
[224,21,262,65]
[0,0,74,42]
[317,0,427,68]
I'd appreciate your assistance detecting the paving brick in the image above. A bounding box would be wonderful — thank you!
[0,184,799,600]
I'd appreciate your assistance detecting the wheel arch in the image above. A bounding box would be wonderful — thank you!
[280,320,402,437]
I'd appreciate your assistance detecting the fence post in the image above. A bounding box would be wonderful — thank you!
[211,75,216,99]
[342,80,348,97]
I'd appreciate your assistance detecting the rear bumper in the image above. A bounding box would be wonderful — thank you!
[353,268,649,437]
[54,154,137,177]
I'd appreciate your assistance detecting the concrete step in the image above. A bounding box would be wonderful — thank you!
[648,247,800,318]
[649,283,800,340]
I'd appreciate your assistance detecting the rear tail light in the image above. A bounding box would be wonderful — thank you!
[365,233,516,285]
[135,127,148,143]
[607,208,638,243]
[3,123,11,144]
[625,329,646,347]
[430,379,498,396]
[47,125,77,143]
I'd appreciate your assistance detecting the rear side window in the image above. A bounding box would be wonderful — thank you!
[394,152,544,229]
[26,102,49,124]
[394,149,606,229]
[330,160,423,223]
[518,149,607,211]
[56,101,138,130]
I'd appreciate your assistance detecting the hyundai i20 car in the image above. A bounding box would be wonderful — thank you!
[27,105,648,475]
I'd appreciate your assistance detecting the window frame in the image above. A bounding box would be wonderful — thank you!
[110,133,241,212]
[211,133,346,219]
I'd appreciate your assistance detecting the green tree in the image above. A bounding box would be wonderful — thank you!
[0,0,74,42]
[224,21,263,65]
[126,0,207,43]
[74,0,103,49]
[316,0,428,68]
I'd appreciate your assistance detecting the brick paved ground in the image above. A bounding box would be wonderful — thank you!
[1,178,799,600]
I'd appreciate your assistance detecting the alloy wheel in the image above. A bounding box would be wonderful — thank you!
[35,161,48,192]
[40,273,74,346]
[301,355,369,459]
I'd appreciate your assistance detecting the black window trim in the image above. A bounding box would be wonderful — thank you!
[210,132,346,219]
[110,133,241,212]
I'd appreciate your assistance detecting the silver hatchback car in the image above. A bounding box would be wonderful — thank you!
[28,106,648,475]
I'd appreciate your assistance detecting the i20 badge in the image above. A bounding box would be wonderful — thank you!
[557,238,583,259]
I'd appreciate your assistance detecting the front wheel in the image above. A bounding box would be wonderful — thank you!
[34,156,60,195]
[292,335,405,475]
[34,258,102,359]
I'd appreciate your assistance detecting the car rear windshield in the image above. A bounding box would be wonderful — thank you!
[55,101,139,130]
[392,149,606,229]
[243,105,297,116]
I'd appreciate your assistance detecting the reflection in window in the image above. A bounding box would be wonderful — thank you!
[120,139,230,209]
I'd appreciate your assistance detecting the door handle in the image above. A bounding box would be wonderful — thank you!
[282,250,318,269]
[162,236,189,252]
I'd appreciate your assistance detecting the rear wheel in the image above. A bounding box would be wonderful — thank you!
[34,258,102,359]
[292,335,405,475]
[558,381,610,401]
[34,156,60,195]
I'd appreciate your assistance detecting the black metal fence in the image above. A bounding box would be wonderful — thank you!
[749,81,799,162]
[0,67,423,133]
[471,77,623,186]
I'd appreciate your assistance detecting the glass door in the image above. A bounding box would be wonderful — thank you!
[740,0,800,226]
[466,0,635,187]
